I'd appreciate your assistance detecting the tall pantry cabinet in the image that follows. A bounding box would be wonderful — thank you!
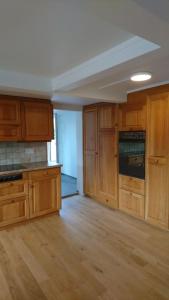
[83,103,118,209]
[83,105,98,198]
[146,92,169,228]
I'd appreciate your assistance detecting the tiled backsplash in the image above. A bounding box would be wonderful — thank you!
[0,142,47,165]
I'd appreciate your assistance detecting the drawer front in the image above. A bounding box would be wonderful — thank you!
[119,188,145,219]
[0,180,28,201]
[29,168,60,180]
[0,196,29,227]
[119,175,145,195]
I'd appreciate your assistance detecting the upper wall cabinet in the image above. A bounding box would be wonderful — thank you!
[119,93,147,131]
[0,96,54,142]
[99,104,118,129]
[0,98,22,141]
[147,93,169,157]
[22,101,54,141]
[0,99,21,124]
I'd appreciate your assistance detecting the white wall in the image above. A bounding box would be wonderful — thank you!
[56,110,78,178]
[56,109,83,194]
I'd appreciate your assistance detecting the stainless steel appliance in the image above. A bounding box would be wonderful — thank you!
[119,131,145,179]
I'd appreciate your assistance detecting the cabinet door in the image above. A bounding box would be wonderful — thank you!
[22,101,53,141]
[119,102,146,131]
[0,125,21,141]
[148,93,169,156]
[146,157,169,228]
[84,153,97,197]
[0,100,22,141]
[0,100,21,124]
[119,189,144,219]
[84,107,97,152]
[119,175,145,195]
[30,176,58,218]
[99,104,117,129]
[0,196,29,228]
[97,131,118,208]
[83,107,98,197]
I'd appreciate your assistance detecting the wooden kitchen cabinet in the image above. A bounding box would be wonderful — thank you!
[119,175,145,219]
[0,196,28,227]
[29,168,61,218]
[0,95,54,141]
[0,125,21,141]
[0,99,21,124]
[97,130,118,208]
[83,103,118,207]
[146,92,169,228]
[22,101,54,141]
[147,93,169,157]
[146,157,169,228]
[0,167,61,229]
[83,106,98,198]
[119,175,145,195]
[0,180,29,228]
[119,93,147,131]
[119,188,145,219]
[99,104,117,129]
[0,98,22,141]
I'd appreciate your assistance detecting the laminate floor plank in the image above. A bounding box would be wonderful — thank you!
[0,195,168,299]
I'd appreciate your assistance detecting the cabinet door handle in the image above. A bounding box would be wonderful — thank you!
[151,159,159,165]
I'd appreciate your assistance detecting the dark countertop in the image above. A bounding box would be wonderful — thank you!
[0,161,62,176]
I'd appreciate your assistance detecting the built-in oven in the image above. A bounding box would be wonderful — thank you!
[119,131,145,179]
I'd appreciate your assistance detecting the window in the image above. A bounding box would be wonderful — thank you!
[48,113,57,162]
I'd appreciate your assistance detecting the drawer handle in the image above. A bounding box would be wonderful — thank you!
[151,159,159,164]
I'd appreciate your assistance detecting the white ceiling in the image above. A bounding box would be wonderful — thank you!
[0,0,169,105]
[0,0,132,77]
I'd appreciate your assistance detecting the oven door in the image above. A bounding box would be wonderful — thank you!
[119,153,145,179]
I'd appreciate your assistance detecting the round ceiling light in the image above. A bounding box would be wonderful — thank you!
[130,72,152,82]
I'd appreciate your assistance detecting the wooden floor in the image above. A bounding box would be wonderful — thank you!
[0,196,169,300]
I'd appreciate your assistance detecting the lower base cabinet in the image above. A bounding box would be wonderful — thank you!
[29,168,61,218]
[119,189,145,219]
[119,175,145,219]
[0,167,61,229]
[0,196,29,227]
[0,180,29,228]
